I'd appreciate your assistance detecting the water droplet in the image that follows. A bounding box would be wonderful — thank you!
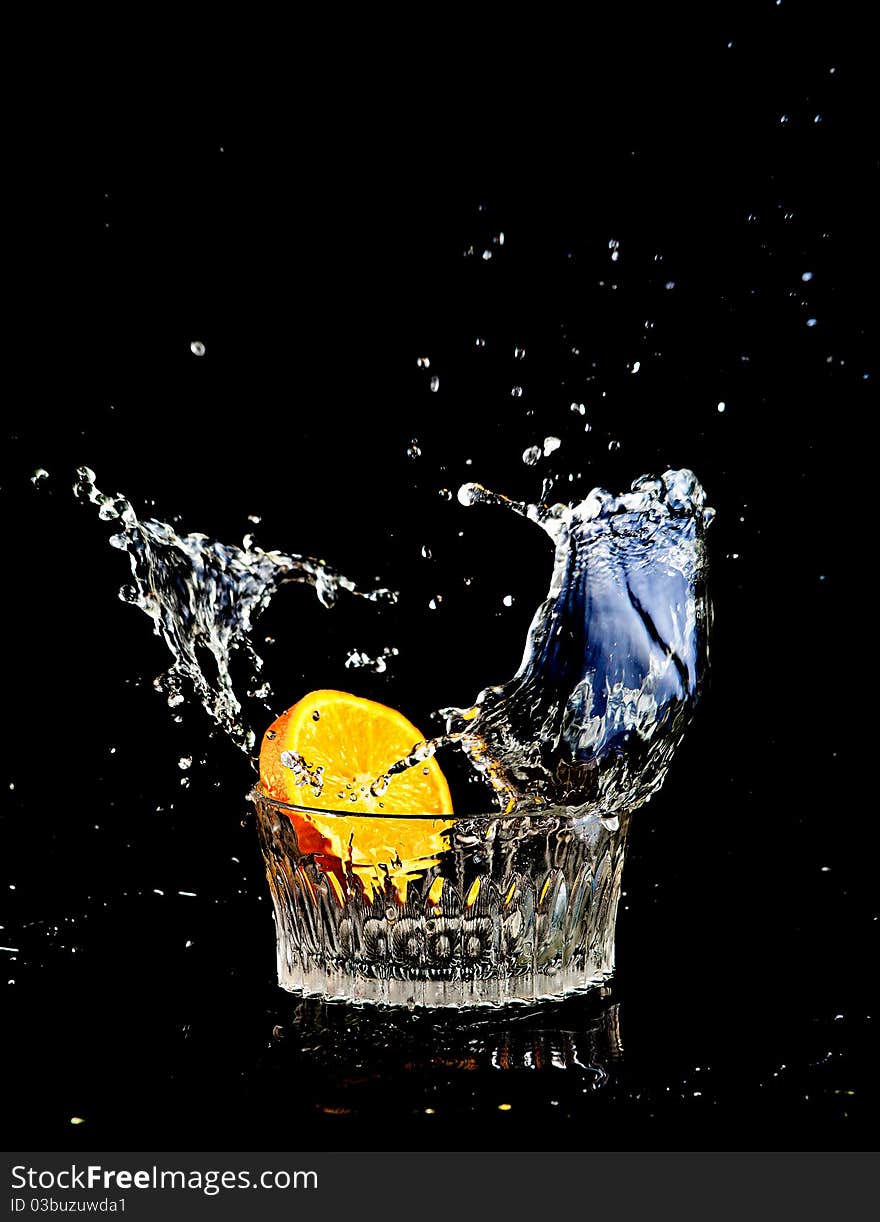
[608,238,620,262]
[570,402,586,415]
[190,341,206,356]
[475,337,485,348]
[407,440,422,459]
[514,346,526,359]
[481,249,492,261]
[806,318,817,328]
[608,439,621,451]
[30,468,50,485]
[416,356,431,368]
[511,386,523,398]
[631,360,641,374]
[522,446,541,466]
[502,594,514,607]
[429,375,440,393]
[178,756,192,771]
[801,271,814,282]
[717,401,726,413]
[312,710,320,721]
[370,774,390,798]
[421,545,432,559]
[665,280,676,290]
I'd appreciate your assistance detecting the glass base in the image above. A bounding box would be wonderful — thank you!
[253,793,628,1010]
[274,956,617,1008]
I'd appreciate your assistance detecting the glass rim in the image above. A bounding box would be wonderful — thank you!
[248,784,488,821]
[248,784,615,823]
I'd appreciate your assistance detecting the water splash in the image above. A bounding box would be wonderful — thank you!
[74,467,396,752]
[441,468,713,815]
[75,461,711,816]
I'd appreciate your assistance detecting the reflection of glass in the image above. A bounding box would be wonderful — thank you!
[252,788,629,1007]
[259,992,623,1115]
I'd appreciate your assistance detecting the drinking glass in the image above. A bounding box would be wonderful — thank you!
[251,787,629,1008]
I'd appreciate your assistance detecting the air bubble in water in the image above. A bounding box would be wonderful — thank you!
[178,756,192,771]
[543,436,562,456]
[429,375,440,392]
[514,346,526,359]
[30,468,49,485]
[417,357,431,368]
[511,386,523,398]
[190,341,206,356]
[522,446,541,466]
[407,440,422,458]
[502,595,514,607]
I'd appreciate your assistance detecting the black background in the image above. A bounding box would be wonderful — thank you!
[3,6,876,1151]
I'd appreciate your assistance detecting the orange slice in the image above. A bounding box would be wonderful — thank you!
[258,690,454,901]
